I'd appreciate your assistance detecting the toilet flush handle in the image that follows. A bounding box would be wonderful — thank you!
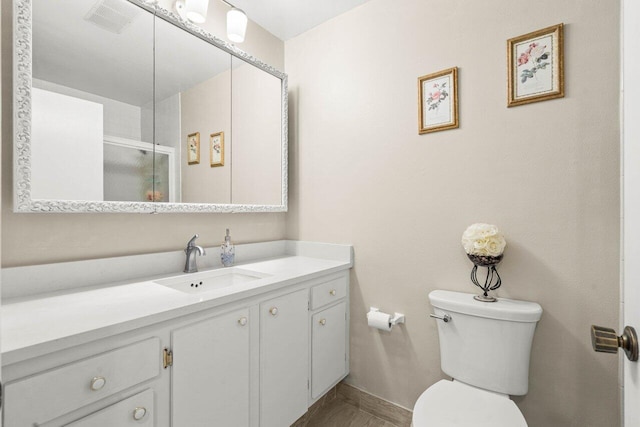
[429,313,451,323]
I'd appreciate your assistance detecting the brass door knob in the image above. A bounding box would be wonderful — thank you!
[591,325,639,361]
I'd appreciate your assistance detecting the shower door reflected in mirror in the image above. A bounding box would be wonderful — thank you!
[103,136,175,202]
[153,15,232,204]
[31,0,154,202]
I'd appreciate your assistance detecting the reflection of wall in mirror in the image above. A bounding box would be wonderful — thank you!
[33,79,143,141]
[231,62,282,205]
[180,70,232,204]
[31,87,104,201]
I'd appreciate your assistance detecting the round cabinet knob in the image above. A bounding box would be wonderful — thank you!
[238,317,248,326]
[591,324,639,361]
[90,376,106,391]
[269,307,278,316]
[132,407,147,421]
[319,318,327,326]
[329,290,336,296]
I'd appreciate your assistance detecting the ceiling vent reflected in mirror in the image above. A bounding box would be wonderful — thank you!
[84,0,141,34]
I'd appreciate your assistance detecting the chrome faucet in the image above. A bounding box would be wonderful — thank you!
[184,234,206,273]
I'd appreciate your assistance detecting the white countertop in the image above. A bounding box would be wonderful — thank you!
[1,241,353,365]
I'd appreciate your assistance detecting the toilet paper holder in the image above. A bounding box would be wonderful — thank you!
[369,307,405,327]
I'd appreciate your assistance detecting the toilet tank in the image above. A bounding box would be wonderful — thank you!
[429,290,542,396]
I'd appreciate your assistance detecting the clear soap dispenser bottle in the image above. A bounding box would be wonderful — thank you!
[221,229,235,267]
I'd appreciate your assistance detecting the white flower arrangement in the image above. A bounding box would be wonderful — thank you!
[461,223,506,258]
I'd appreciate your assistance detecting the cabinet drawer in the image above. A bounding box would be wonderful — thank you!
[65,389,154,426]
[4,338,160,426]
[310,275,347,310]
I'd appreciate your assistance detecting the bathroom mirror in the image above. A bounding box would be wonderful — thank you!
[14,0,287,213]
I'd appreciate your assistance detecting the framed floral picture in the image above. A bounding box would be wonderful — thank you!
[187,132,200,165]
[418,67,459,134]
[507,23,564,107]
[210,131,224,167]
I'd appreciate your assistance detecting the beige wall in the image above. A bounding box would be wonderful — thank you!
[0,0,286,267]
[285,0,620,426]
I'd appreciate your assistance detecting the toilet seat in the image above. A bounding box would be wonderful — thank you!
[412,380,527,427]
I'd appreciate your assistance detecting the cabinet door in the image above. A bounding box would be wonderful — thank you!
[311,302,347,399]
[260,289,309,427]
[172,308,250,427]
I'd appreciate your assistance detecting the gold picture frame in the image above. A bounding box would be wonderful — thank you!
[187,132,200,165]
[210,131,224,167]
[418,67,459,134]
[507,23,564,107]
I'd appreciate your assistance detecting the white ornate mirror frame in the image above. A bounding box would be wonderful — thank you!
[13,0,288,213]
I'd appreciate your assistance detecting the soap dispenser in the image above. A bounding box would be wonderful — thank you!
[221,229,235,267]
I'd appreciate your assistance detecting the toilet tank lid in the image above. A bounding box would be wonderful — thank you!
[429,290,542,322]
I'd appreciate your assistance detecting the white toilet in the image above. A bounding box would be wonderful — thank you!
[412,290,542,426]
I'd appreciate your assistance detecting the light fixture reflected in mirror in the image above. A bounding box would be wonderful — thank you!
[174,1,188,20]
[226,7,247,43]
[174,0,208,24]
[185,0,208,23]
[173,0,247,43]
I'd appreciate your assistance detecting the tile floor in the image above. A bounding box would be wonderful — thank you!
[293,383,412,427]
[305,398,400,427]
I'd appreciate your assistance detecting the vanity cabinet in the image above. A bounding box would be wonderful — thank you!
[260,289,310,427]
[171,308,251,427]
[2,271,350,427]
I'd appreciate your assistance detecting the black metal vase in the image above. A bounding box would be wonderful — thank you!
[467,253,503,302]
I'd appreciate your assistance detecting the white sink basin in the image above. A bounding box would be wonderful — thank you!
[154,267,270,294]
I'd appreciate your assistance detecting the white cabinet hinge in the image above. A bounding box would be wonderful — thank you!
[163,348,173,369]
[308,300,310,311]
[307,379,310,390]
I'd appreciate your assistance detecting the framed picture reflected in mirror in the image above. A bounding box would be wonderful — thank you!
[187,132,200,165]
[210,131,224,167]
